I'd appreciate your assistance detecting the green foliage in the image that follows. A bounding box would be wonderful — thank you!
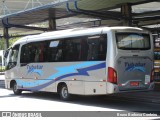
[0,36,20,50]
[9,37,20,47]
[0,66,5,72]
[0,38,5,50]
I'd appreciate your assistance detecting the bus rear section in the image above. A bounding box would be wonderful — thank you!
[106,31,154,94]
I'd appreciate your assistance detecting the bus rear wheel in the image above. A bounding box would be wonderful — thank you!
[59,84,70,101]
[13,82,22,95]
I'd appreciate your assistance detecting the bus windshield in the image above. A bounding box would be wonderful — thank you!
[6,45,20,70]
[116,33,150,50]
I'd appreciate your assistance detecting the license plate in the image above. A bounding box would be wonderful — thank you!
[130,81,139,86]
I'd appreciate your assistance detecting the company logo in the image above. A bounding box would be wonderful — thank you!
[2,112,11,117]
[27,65,43,76]
[125,62,146,72]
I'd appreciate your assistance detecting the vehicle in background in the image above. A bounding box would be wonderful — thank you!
[154,47,160,81]
[0,50,5,66]
[0,50,5,74]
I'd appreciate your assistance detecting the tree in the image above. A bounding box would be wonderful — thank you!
[0,36,20,50]
[9,37,20,47]
[0,38,5,50]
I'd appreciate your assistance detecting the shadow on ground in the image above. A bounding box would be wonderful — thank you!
[1,89,160,112]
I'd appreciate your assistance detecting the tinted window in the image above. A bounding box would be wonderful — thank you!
[20,42,47,63]
[62,35,107,61]
[116,33,150,50]
[47,40,63,62]
[20,34,107,63]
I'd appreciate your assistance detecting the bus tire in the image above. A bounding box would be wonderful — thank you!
[13,82,22,95]
[59,84,70,101]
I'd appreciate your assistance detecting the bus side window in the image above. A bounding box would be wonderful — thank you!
[87,39,99,60]
[63,38,81,61]
[48,41,62,62]
[21,42,47,64]
[87,35,107,61]
[64,40,75,61]
[21,43,37,64]
[99,36,107,60]
[34,42,47,62]
[39,43,45,62]
[79,39,88,61]
[21,44,31,64]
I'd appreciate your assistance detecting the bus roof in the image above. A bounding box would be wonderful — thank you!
[12,26,147,46]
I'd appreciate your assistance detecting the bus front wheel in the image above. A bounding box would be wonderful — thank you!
[59,84,70,101]
[13,82,22,95]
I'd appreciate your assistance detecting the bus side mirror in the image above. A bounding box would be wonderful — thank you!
[4,49,10,59]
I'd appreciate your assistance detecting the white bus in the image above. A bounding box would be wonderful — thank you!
[5,27,155,100]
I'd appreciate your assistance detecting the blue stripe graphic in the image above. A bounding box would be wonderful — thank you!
[16,61,106,90]
[125,66,145,72]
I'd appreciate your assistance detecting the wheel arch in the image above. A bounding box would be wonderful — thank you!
[57,82,67,93]
[10,80,16,89]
